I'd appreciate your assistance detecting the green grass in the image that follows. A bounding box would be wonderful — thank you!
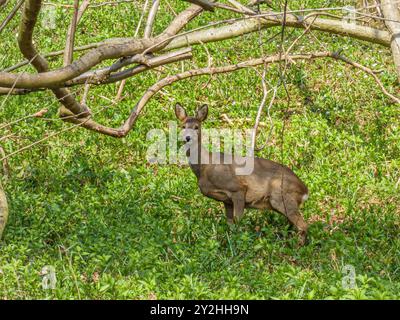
[0,0,399,299]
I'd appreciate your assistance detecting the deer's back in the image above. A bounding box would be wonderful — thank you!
[241,157,308,203]
[198,153,308,206]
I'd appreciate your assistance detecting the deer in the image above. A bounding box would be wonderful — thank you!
[175,103,309,246]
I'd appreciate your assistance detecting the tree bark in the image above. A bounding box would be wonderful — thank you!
[0,11,390,90]
[17,0,90,116]
[166,13,391,51]
[0,184,8,239]
[381,0,400,80]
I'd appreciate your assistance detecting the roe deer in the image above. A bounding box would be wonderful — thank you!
[175,103,309,245]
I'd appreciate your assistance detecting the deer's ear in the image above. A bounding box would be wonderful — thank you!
[174,103,187,122]
[196,104,208,122]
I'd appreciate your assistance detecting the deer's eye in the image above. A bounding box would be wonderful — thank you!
[193,125,199,130]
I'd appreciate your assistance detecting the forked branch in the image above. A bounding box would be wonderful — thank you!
[63,51,399,138]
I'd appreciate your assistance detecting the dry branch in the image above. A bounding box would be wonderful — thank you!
[17,0,89,116]
[77,0,90,23]
[0,0,25,34]
[165,13,391,51]
[0,3,203,89]
[0,9,392,90]
[2,43,98,73]
[0,1,398,140]
[227,0,255,14]
[0,0,398,236]
[64,0,80,66]
[144,0,160,38]
[184,0,215,12]
[332,50,400,104]
[61,51,399,138]
[64,48,193,86]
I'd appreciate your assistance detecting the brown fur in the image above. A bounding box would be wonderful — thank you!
[175,103,309,245]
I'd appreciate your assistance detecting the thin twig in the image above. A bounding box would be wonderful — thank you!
[66,47,193,86]
[134,0,149,37]
[251,68,270,151]
[115,80,125,102]
[227,0,256,14]
[285,14,318,56]
[64,0,80,66]
[0,100,118,162]
[81,83,90,105]
[144,0,160,39]
[2,6,393,74]
[77,0,90,24]
[53,51,400,138]
[0,0,24,34]
[165,0,177,16]
[0,108,48,130]
[184,0,215,11]
[332,50,400,104]
[43,0,138,8]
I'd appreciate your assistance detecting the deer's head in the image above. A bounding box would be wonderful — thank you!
[174,103,208,145]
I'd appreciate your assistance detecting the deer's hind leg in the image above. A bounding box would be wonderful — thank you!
[270,193,308,246]
[231,190,245,222]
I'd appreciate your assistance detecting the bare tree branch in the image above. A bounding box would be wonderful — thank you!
[62,50,399,138]
[2,50,195,95]
[165,13,391,51]
[64,0,80,66]
[184,0,215,12]
[17,0,90,116]
[0,102,120,161]
[134,0,149,36]
[64,48,193,86]
[2,43,99,73]
[0,1,398,140]
[81,83,90,105]
[144,0,160,39]
[227,0,255,14]
[332,49,400,104]
[0,3,203,89]
[43,0,138,9]
[77,0,90,23]
[0,0,25,34]
[381,0,400,80]
[0,0,399,235]
[1,9,391,79]
[0,108,48,130]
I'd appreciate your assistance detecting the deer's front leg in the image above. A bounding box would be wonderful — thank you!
[224,202,234,224]
[232,191,245,222]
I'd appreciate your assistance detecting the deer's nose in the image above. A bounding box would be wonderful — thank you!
[185,136,191,142]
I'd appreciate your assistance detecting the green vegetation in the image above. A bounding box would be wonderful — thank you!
[0,0,399,299]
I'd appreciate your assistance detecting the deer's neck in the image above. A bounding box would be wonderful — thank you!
[187,140,210,180]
